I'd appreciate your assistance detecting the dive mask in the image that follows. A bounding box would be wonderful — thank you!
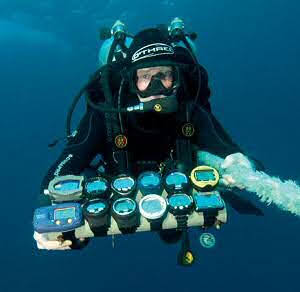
[132,66,181,98]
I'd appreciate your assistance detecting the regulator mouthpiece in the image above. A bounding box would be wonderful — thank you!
[127,95,178,114]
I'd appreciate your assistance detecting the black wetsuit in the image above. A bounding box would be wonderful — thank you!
[39,64,257,206]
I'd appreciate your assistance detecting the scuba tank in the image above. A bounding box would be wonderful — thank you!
[98,20,134,66]
[168,17,198,61]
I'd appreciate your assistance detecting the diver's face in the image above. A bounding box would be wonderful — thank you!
[136,66,174,102]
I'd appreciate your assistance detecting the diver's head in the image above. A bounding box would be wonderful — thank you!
[135,65,178,102]
[125,28,195,103]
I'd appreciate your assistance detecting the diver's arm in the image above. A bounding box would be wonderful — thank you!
[38,108,107,206]
[193,105,264,170]
[208,113,265,170]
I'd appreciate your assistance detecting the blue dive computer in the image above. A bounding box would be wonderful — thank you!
[33,202,83,233]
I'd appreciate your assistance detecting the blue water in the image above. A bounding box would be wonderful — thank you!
[1,0,299,291]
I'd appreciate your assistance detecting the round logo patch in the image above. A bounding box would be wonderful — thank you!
[115,134,128,149]
[182,123,195,137]
[154,104,162,112]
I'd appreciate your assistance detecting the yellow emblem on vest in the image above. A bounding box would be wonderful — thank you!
[115,134,128,149]
[182,123,195,137]
[154,104,162,112]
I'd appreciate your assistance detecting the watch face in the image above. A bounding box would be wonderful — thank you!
[85,178,108,195]
[138,171,162,195]
[165,171,188,191]
[139,194,167,220]
[113,198,137,216]
[169,193,192,208]
[112,176,136,195]
[86,201,107,214]
[138,171,161,186]
[168,193,193,215]
[54,180,80,193]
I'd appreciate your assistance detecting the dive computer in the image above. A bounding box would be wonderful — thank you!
[139,194,168,230]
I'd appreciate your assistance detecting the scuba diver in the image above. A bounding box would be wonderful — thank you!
[34,19,264,255]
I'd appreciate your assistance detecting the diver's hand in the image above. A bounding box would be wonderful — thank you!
[33,231,72,250]
[220,153,255,189]
[221,152,254,170]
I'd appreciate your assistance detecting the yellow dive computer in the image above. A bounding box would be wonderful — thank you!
[190,166,219,190]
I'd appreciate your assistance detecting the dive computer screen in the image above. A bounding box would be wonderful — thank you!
[169,194,191,207]
[86,202,106,214]
[86,180,107,193]
[54,180,80,192]
[54,207,76,220]
[165,172,188,188]
[194,170,216,181]
[140,173,160,187]
[113,177,135,192]
[113,198,136,215]
[142,199,163,213]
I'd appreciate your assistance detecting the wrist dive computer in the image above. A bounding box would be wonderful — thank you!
[139,194,168,230]
[82,199,111,236]
[190,166,219,191]
[112,197,140,233]
[167,193,194,230]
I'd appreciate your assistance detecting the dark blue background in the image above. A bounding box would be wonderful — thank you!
[1,1,299,291]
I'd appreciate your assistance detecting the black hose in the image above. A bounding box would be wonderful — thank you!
[66,86,88,136]
[66,68,102,136]
[107,38,118,65]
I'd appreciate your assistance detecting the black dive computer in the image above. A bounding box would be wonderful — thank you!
[168,193,194,230]
[111,174,136,198]
[83,199,110,236]
[137,171,163,196]
[112,197,139,233]
[83,176,110,200]
[164,171,189,194]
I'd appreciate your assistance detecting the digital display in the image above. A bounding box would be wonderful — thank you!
[141,198,163,213]
[87,202,106,214]
[86,180,107,193]
[194,194,224,209]
[165,172,188,187]
[54,207,76,220]
[169,194,191,207]
[113,177,135,190]
[54,180,80,193]
[140,174,160,187]
[194,170,216,181]
[114,199,136,214]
